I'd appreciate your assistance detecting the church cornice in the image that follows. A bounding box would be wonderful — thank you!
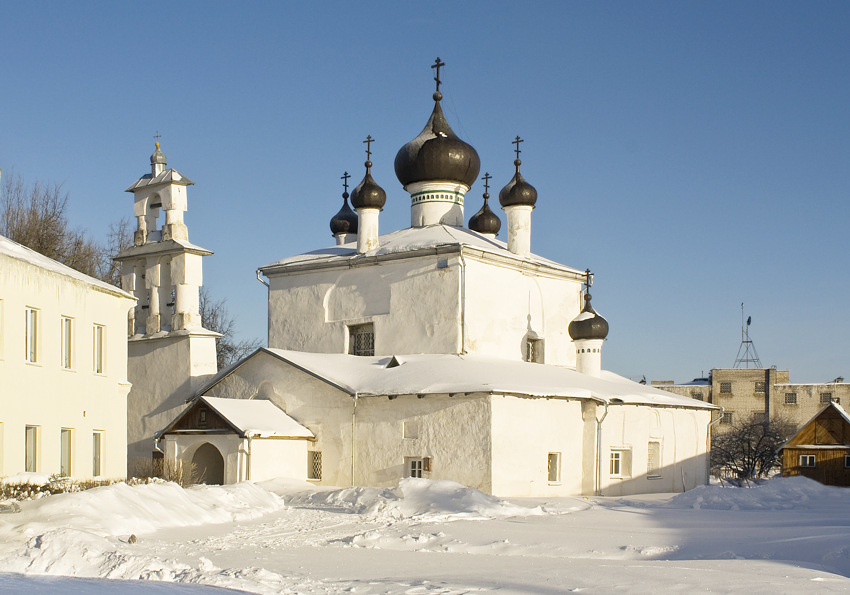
[114,238,213,261]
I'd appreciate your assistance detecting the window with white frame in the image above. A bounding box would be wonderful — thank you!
[60,316,74,369]
[307,450,322,480]
[647,441,662,478]
[93,324,105,374]
[60,428,72,477]
[547,452,561,483]
[25,425,38,472]
[348,323,374,356]
[25,308,38,363]
[406,457,424,478]
[785,392,797,405]
[92,431,103,476]
[799,454,815,468]
[610,448,632,477]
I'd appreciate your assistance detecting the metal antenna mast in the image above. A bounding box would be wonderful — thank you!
[733,303,762,368]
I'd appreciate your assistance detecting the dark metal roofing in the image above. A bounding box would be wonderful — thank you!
[568,293,610,341]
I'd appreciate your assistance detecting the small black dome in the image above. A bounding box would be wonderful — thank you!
[499,160,537,208]
[330,192,358,235]
[350,162,387,210]
[150,142,167,166]
[469,196,501,236]
[394,101,480,188]
[568,293,609,341]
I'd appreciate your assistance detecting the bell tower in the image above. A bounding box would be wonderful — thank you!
[116,141,219,470]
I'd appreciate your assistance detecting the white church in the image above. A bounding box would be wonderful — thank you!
[126,60,717,497]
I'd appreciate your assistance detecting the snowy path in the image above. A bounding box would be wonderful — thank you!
[2,477,850,593]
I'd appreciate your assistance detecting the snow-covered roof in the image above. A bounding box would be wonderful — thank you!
[0,234,134,300]
[258,225,582,276]
[206,349,716,410]
[125,169,194,192]
[198,396,314,438]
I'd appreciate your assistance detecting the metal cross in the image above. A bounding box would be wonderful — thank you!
[482,172,491,194]
[585,268,593,289]
[432,57,445,93]
[363,135,374,160]
[512,136,524,160]
[154,131,162,142]
[341,171,350,194]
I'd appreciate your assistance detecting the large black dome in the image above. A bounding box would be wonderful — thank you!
[499,164,537,208]
[330,193,358,235]
[350,165,386,211]
[568,293,609,341]
[394,101,480,188]
[468,197,501,236]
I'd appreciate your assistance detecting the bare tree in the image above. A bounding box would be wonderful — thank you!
[711,414,797,481]
[199,286,262,369]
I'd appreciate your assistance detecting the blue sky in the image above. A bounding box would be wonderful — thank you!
[2,1,848,383]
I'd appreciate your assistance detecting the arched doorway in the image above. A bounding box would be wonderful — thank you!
[191,442,224,485]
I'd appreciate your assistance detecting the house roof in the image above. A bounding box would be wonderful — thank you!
[780,401,850,450]
[0,234,135,300]
[125,168,194,192]
[160,396,314,439]
[258,224,583,277]
[201,349,717,411]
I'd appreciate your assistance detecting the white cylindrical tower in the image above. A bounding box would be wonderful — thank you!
[499,140,537,257]
[350,138,386,255]
[568,279,609,378]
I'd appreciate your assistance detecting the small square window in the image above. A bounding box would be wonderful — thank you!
[308,451,322,480]
[800,454,816,468]
[403,420,419,439]
[821,392,835,404]
[547,452,561,483]
[719,382,732,394]
[610,449,631,477]
[721,412,733,425]
[755,382,765,393]
[691,391,703,401]
[785,392,797,405]
[406,457,424,478]
[348,324,374,356]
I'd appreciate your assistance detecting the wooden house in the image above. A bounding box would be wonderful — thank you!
[780,401,850,486]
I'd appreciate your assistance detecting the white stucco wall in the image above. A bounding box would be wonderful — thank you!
[127,333,217,469]
[0,250,134,479]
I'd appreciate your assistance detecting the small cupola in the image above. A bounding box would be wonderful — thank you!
[350,136,386,254]
[569,270,609,377]
[394,58,481,228]
[150,141,167,176]
[330,171,358,245]
[468,172,501,238]
[499,136,537,256]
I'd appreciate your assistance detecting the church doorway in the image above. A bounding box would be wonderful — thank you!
[191,443,224,485]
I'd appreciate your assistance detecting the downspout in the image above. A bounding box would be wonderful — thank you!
[595,400,609,496]
[256,270,270,347]
[706,406,724,485]
[458,252,467,354]
[351,393,358,486]
[244,431,256,481]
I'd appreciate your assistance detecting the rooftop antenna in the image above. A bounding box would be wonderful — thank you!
[733,303,762,368]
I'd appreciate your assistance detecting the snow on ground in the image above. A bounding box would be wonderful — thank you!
[1,476,850,593]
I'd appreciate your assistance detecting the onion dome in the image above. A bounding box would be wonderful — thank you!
[568,292,609,341]
[330,172,358,235]
[150,142,167,166]
[350,136,386,210]
[394,59,480,188]
[499,136,537,208]
[468,173,501,235]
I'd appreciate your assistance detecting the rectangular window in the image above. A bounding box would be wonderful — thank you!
[25,308,38,363]
[821,392,834,404]
[647,442,662,478]
[92,431,102,476]
[348,323,374,356]
[610,449,632,477]
[755,381,765,393]
[547,452,561,483]
[25,425,38,472]
[403,420,419,439]
[719,382,732,394]
[60,428,72,476]
[406,457,424,478]
[60,317,73,369]
[845,455,850,469]
[93,324,105,374]
[785,392,797,405]
[526,338,544,363]
[307,450,322,480]
[721,412,733,425]
[691,391,703,401]
[799,454,816,468]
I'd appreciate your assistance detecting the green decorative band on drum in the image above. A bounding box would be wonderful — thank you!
[410,190,464,206]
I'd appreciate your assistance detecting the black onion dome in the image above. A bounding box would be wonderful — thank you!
[499,160,537,208]
[468,197,501,235]
[150,143,167,165]
[394,101,480,188]
[568,293,609,341]
[350,162,387,210]
[330,193,358,235]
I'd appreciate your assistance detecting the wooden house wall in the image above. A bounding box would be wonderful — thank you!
[785,407,850,446]
[781,447,850,486]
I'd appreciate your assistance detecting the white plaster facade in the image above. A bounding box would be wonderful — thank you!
[0,234,134,479]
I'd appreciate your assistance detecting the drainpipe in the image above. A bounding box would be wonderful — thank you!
[256,270,270,348]
[244,431,256,481]
[595,400,609,496]
[706,406,724,485]
[351,394,358,486]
